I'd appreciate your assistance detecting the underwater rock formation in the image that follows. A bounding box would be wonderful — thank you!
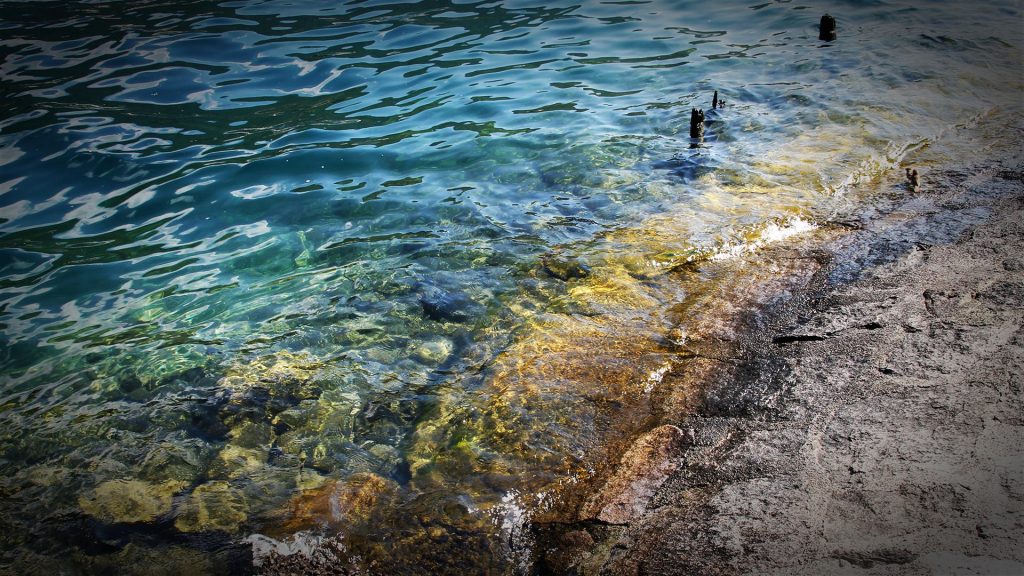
[78,479,186,524]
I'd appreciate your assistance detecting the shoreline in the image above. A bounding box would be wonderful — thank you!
[245,113,1024,575]
[532,149,1024,573]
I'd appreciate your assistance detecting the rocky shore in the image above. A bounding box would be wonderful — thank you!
[533,152,1024,574]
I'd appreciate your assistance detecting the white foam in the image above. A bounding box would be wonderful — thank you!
[710,217,817,262]
[489,490,536,575]
[246,532,328,567]
[644,363,671,395]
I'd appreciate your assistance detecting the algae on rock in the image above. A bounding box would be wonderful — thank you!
[174,481,249,533]
[78,479,186,524]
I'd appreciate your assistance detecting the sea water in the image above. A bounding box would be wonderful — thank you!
[0,0,1020,572]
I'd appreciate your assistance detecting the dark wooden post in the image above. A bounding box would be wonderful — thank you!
[690,108,705,139]
[819,14,836,41]
[712,90,719,110]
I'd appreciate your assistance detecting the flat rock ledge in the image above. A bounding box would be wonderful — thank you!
[533,160,1024,575]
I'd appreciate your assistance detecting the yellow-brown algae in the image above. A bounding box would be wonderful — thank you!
[173,481,248,533]
[78,479,186,524]
[269,472,397,536]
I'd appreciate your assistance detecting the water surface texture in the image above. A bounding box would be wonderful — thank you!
[0,0,1020,573]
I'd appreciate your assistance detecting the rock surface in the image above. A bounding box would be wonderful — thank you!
[537,160,1024,574]
[579,425,686,525]
[78,478,185,524]
[174,480,249,533]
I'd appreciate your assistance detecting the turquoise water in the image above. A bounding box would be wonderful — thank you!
[0,0,1020,573]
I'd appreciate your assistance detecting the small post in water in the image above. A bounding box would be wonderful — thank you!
[690,108,705,140]
[906,168,920,191]
[819,14,837,41]
[712,90,719,110]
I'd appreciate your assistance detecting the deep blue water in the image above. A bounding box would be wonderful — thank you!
[0,0,1020,572]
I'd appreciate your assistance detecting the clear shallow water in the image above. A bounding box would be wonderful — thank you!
[0,0,1020,572]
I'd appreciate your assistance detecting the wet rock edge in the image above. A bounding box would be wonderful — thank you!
[532,159,1024,575]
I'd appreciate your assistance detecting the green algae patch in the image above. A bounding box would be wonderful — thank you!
[78,479,186,524]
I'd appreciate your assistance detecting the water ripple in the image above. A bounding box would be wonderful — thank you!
[0,0,1021,570]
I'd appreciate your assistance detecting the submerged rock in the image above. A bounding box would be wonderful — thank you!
[411,338,454,365]
[218,351,324,415]
[213,351,325,460]
[73,543,217,576]
[202,414,278,480]
[653,153,716,182]
[275,472,398,534]
[255,490,507,576]
[417,284,483,323]
[227,420,275,450]
[208,443,269,480]
[541,255,591,281]
[271,391,375,475]
[139,439,212,485]
[174,481,249,534]
[367,443,405,479]
[78,479,186,524]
